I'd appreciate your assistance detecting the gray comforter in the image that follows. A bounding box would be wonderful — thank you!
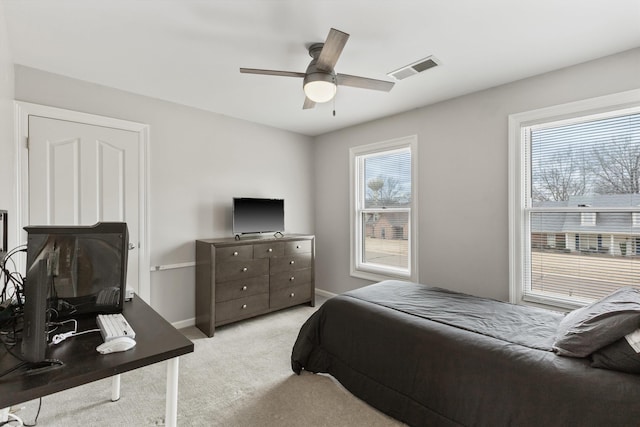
[291,280,640,426]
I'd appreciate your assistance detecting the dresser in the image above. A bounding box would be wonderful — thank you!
[195,234,315,337]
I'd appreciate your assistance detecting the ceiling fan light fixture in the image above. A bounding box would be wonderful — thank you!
[303,73,336,103]
[241,28,394,110]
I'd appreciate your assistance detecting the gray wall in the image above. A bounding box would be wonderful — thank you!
[314,48,640,301]
[0,4,15,250]
[4,24,639,323]
[13,65,315,324]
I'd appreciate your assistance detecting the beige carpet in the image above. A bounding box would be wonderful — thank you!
[10,296,405,426]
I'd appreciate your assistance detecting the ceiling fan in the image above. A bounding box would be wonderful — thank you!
[240,28,395,110]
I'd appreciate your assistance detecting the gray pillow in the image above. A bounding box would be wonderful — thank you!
[552,287,640,357]
[591,329,640,374]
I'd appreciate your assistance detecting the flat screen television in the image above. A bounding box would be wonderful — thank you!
[232,198,284,236]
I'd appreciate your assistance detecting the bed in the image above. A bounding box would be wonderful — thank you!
[291,280,640,426]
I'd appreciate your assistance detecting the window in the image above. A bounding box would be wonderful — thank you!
[509,90,640,309]
[580,209,596,226]
[350,136,418,282]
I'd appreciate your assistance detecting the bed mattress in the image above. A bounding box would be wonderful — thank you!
[291,280,640,426]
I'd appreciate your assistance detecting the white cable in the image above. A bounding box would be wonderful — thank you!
[7,412,24,426]
[51,328,101,344]
[49,318,78,344]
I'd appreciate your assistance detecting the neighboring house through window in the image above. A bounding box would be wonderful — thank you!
[579,206,596,226]
[509,90,640,310]
[350,136,418,282]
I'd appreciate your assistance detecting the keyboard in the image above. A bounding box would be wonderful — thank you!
[97,313,136,342]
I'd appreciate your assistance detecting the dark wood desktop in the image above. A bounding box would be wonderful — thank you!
[0,295,194,426]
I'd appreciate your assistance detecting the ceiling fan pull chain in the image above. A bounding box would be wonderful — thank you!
[333,89,337,117]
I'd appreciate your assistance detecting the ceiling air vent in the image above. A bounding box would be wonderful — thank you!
[387,56,439,81]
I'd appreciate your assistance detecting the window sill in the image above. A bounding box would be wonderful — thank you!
[350,267,414,283]
[519,292,587,313]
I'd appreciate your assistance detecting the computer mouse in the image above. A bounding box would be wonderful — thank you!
[96,336,137,354]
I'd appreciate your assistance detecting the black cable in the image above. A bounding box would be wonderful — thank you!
[0,360,28,378]
[1,246,27,296]
[0,322,30,379]
[1,334,25,363]
[0,246,26,316]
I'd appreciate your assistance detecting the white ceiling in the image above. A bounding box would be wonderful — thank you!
[3,0,640,136]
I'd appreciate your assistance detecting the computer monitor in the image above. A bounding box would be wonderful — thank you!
[21,258,50,363]
[23,222,129,321]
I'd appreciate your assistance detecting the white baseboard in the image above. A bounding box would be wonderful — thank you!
[172,317,195,330]
[315,288,337,298]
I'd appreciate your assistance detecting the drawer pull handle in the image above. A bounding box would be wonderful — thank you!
[290,260,295,265]
[290,293,295,298]
[242,304,247,309]
[233,251,238,256]
[268,248,273,252]
[242,267,248,272]
[296,245,300,249]
[290,276,295,281]
[242,285,248,291]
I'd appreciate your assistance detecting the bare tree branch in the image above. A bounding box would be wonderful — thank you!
[594,137,640,195]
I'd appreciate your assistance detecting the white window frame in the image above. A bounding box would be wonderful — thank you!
[509,89,640,310]
[580,212,596,226]
[350,135,418,283]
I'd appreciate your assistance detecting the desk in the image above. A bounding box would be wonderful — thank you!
[0,296,194,426]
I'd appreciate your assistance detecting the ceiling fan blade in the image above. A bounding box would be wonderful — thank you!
[336,74,395,92]
[316,28,349,71]
[303,97,316,110]
[240,68,305,78]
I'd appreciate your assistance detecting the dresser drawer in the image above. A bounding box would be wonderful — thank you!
[196,235,315,337]
[216,245,253,262]
[215,293,269,323]
[270,283,312,310]
[253,242,285,258]
[216,275,269,302]
[270,269,312,291]
[216,258,269,282]
[270,254,312,273]
[285,240,312,255]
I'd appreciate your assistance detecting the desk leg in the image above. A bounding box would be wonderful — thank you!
[165,357,179,427]
[111,374,121,401]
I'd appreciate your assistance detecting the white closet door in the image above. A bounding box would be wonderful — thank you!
[28,116,140,293]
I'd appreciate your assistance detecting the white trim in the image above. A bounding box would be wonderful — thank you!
[508,89,640,129]
[508,89,640,308]
[13,101,151,303]
[171,317,195,330]
[349,135,419,283]
[315,288,337,298]
[151,261,196,271]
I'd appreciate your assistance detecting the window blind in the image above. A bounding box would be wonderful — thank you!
[359,148,411,271]
[524,111,640,303]
[362,148,412,209]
